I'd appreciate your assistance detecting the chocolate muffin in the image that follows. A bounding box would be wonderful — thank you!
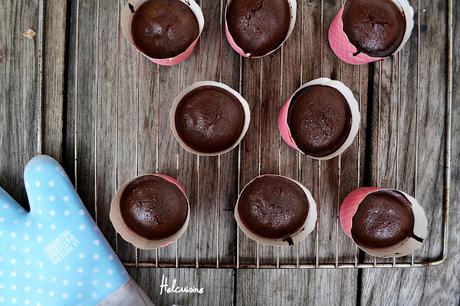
[131,0,199,59]
[287,85,352,157]
[226,0,291,56]
[174,86,245,153]
[237,175,309,240]
[351,190,414,248]
[120,175,188,240]
[342,0,406,57]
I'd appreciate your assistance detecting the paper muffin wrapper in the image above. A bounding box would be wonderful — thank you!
[278,77,361,160]
[170,81,251,156]
[110,174,190,250]
[234,174,317,247]
[121,0,205,66]
[339,187,428,257]
[224,0,297,58]
[328,0,414,65]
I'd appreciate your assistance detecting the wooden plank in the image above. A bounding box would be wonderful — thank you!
[336,13,369,265]
[446,1,460,301]
[238,56,262,264]
[135,55,159,263]
[315,0,358,301]
[42,0,67,161]
[0,0,41,205]
[364,57,399,264]
[94,0,119,252]
[319,0,345,264]
[65,0,97,223]
[67,0,143,261]
[154,63,181,263]
[257,43,284,265]
[298,0,322,263]
[279,3,302,264]
[361,0,417,265]
[135,26,159,263]
[234,0,294,269]
[236,269,357,306]
[132,10,238,306]
[236,0,360,302]
[115,0,139,262]
[195,0,220,265]
[67,0,132,257]
[64,0,77,181]
[173,0,199,263]
[339,62,368,263]
[412,0,446,261]
[359,0,456,304]
[218,0,241,265]
[128,267,234,306]
[368,0,446,261]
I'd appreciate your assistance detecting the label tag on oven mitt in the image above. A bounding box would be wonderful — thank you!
[0,155,154,306]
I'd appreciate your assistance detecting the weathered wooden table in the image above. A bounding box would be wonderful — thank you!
[1,0,459,305]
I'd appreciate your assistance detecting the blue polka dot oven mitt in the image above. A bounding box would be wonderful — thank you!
[0,155,154,306]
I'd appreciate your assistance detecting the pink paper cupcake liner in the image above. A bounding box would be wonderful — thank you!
[278,78,361,160]
[339,187,428,257]
[234,174,317,247]
[224,0,297,58]
[110,174,190,249]
[328,0,415,65]
[121,0,205,66]
[169,81,251,156]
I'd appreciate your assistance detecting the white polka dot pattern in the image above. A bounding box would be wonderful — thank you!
[0,155,129,306]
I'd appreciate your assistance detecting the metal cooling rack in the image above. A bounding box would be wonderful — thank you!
[123,0,452,270]
[56,0,453,270]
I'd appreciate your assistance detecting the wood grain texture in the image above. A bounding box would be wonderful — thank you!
[313,0,357,300]
[128,267,234,306]
[135,47,160,262]
[299,0,322,263]
[279,2,302,264]
[256,35,285,267]
[115,0,139,263]
[318,0,341,264]
[174,2,199,263]
[1,0,457,305]
[238,55,262,264]
[95,0,119,255]
[64,0,77,182]
[65,0,98,222]
[236,269,357,306]
[64,0,236,303]
[142,42,183,263]
[155,63,181,263]
[218,0,241,265]
[338,61,368,263]
[42,0,67,161]
[194,0,220,264]
[235,1,359,303]
[446,2,460,301]
[359,0,459,305]
[0,0,41,207]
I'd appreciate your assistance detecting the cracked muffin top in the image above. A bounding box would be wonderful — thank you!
[226,0,291,56]
[120,175,188,240]
[342,0,406,57]
[131,0,199,59]
[174,86,245,153]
